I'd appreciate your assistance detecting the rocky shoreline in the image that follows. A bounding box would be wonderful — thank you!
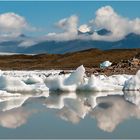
[85,58,140,76]
[0,48,140,76]
[60,56,140,76]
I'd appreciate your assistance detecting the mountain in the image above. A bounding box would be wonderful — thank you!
[0,30,140,54]
[96,29,111,36]
[22,32,140,54]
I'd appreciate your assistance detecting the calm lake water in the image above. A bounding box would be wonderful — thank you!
[0,91,140,139]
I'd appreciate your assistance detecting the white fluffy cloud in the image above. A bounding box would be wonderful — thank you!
[90,6,140,41]
[0,12,34,37]
[46,15,78,41]
[56,15,78,33]
[2,6,139,42]
[45,6,140,42]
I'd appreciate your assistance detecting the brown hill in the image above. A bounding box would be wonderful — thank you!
[0,48,140,71]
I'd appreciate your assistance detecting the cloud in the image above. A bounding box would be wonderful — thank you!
[2,6,139,43]
[46,15,78,41]
[90,6,140,41]
[55,15,78,33]
[19,40,37,48]
[45,6,140,42]
[0,12,35,37]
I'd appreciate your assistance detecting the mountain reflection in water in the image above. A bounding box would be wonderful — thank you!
[0,91,140,133]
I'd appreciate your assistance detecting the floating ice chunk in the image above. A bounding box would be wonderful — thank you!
[78,75,123,92]
[25,75,44,84]
[108,75,131,86]
[0,75,45,93]
[81,75,104,91]
[45,75,77,92]
[45,65,85,92]
[100,61,112,69]
[0,65,137,93]
[0,76,32,93]
[64,65,85,85]
[123,70,140,91]
[31,83,49,93]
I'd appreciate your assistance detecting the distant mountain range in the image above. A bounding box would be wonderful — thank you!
[0,29,140,54]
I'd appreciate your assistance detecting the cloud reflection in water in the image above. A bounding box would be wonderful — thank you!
[0,91,139,132]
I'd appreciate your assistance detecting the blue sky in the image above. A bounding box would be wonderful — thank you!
[0,1,140,36]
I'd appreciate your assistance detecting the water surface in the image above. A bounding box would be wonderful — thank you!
[0,91,140,139]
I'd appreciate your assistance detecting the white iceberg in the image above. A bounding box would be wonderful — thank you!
[0,65,139,94]
[24,75,44,84]
[45,65,132,92]
[100,61,112,69]
[0,75,33,93]
[0,75,48,94]
[44,65,85,92]
[123,70,140,91]
[78,75,123,92]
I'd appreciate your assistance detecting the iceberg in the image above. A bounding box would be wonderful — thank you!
[123,70,140,91]
[0,65,139,94]
[0,75,33,93]
[100,61,112,69]
[45,65,132,92]
[78,75,123,92]
[45,65,85,92]
[24,75,44,84]
[0,75,48,93]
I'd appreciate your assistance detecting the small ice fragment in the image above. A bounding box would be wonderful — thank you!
[100,61,112,69]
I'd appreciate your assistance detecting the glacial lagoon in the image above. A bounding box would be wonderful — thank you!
[0,91,140,139]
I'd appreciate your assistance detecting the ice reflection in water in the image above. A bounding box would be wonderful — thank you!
[0,91,140,132]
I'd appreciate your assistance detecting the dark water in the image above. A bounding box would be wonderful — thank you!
[0,91,140,139]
